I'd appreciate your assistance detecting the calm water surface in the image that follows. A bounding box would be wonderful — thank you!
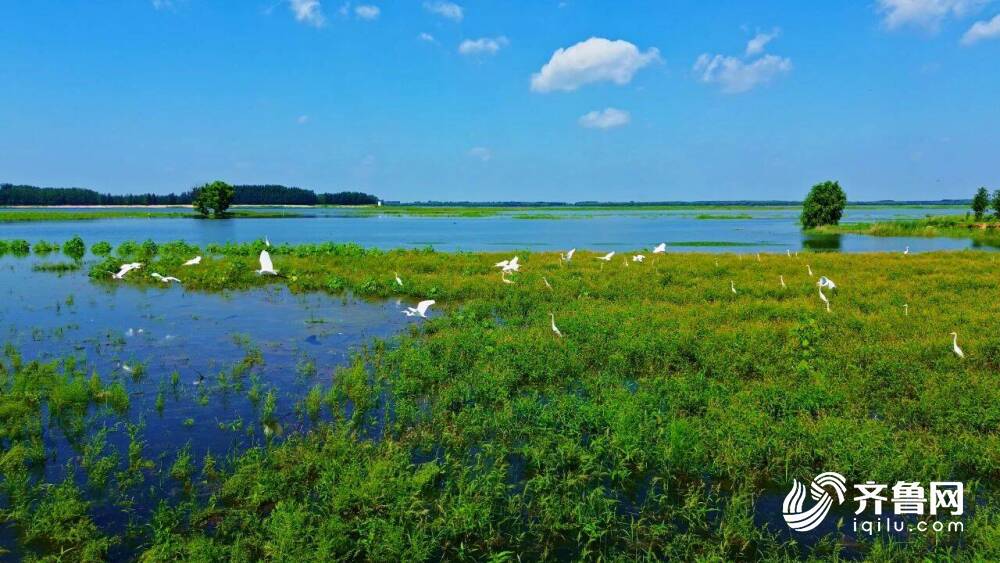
[1,206,991,253]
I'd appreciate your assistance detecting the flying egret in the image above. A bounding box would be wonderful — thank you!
[818,284,830,312]
[904,246,910,255]
[256,250,279,275]
[193,373,205,386]
[550,313,562,338]
[151,273,181,284]
[950,332,964,358]
[183,256,202,266]
[818,276,836,290]
[112,262,142,279]
[543,277,552,290]
[403,300,435,318]
[730,280,737,294]
[394,272,403,287]
[807,265,813,276]
[652,243,666,254]
[632,254,645,263]
[597,252,615,261]
[780,275,786,288]
[561,248,576,262]
[495,256,520,273]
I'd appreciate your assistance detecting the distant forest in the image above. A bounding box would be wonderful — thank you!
[0,183,379,206]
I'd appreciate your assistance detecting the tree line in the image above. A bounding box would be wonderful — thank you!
[0,183,378,207]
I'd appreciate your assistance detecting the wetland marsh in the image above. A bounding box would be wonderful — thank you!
[1,236,998,560]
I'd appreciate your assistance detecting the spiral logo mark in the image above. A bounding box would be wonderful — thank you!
[782,472,847,532]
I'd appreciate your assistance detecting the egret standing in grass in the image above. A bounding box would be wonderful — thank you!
[403,300,435,318]
[904,246,910,255]
[903,303,909,316]
[256,250,279,276]
[730,280,737,294]
[549,313,562,338]
[394,272,403,287]
[807,264,813,276]
[818,276,836,290]
[950,332,964,358]
[780,275,786,288]
[543,277,552,290]
[818,284,830,312]
[183,256,202,266]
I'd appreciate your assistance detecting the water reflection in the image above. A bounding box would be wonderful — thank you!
[801,233,842,252]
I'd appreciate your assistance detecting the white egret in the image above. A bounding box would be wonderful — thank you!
[786,249,791,257]
[550,313,562,338]
[265,236,271,247]
[623,257,630,267]
[501,271,514,284]
[394,272,403,287]
[730,280,737,294]
[903,303,909,316]
[151,273,181,284]
[112,262,142,280]
[256,250,279,275]
[818,276,836,290]
[495,256,520,273]
[632,254,645,263]
[904,246,910,255]
[403,299,435,318]
[561,248,576,262]
[780,275,786,288]
[756,253,761,262]
[950,332,964,358]
[807,264,813,276]
[543,277,552,290]
[818,284,830,312]
[122,364,134,374]
[183,256,202,266]
[652,243,666,254]
[597,252,615,262]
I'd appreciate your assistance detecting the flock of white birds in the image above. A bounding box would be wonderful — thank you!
[109,241,964,358]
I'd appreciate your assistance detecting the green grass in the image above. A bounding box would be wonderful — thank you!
[6,239,1000,559]
[0,209,305,222]
[812,215,1000,240]
[695,213,755,220]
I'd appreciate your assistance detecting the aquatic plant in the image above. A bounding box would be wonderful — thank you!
[62,235,86,260]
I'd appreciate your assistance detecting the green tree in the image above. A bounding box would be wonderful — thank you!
[972,187,990,221]
[991,189,1000,219]
[800,181,847,229]
[192,181,235,218]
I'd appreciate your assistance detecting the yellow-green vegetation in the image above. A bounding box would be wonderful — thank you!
[813,215,1000,241]
[5,238,1000,559]
[81,240,1000,559]
[0,209,304,222]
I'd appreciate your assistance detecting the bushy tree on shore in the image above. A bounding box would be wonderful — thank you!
[193,181,235,218]
[972,187,990,220]
[991,189,1000,219]
[800,181,847,229]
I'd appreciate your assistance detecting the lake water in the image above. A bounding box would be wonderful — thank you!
[1,206,991,253]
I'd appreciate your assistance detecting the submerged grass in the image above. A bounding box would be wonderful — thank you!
[4,239,1000,559]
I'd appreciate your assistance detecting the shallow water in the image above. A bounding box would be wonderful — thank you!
[1,206,990,253]
[0,254,419,552]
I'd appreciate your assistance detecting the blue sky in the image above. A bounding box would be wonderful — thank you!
[1,1,998,201]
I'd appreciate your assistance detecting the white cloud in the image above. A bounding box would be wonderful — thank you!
[297,115,310,124]
[151,0,174,10]
[354,4,380,20]
[418,32,436,42]
[424,1,463,22]
[694,53,792,94]
[961,13,1000,43]
[530,37,661,93]
[290,0,326,27]
[468,147,492,162]
[458,36,509,56]
[578,108,631,129]
[745,28,780,57]
[876,0,987,31]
